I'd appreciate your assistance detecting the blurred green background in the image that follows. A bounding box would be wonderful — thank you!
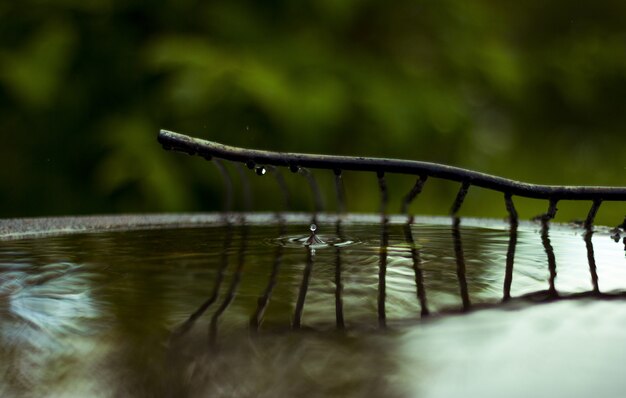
[1,0,625,225]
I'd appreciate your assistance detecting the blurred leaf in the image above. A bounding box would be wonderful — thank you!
[0,21,75,108]
[96,117,196,211]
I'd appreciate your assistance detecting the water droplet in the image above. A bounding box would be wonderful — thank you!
[246,160,255,169]
[304,224,324,246]
[333,168,342,176]
[256,166,267,176]
[289,164,299,173]
[377,170,385,178]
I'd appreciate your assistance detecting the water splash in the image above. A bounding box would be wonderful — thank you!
[304,224,324,246]
[269,223,359,249]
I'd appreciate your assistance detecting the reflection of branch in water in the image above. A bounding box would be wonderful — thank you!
[234,163,253,211]
[584,228,600,294]
[403,220,429,317]
[378,215,389,328]
[293,246,314,329]
[422,290,626,321]
[377,171,388,215]
[268,166,291,211]
[213,159,233,213]
[503,219,518,302]
[334,169,346,214]
[298,167,324,213]
[209,224,248,345]
[171,223,233,339]
[504,193,518,224]
[377,170,389,328]
[531,198,558,225]
[335,220,345,329]
[452,217,471,311]
[540,219,558,297]
[401,174,428,214]
[503,193,518,301]
[584,199,602,229]
[450,182,470,217]
[250,222,286,331]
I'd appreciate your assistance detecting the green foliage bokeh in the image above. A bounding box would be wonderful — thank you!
[1,0,625,224]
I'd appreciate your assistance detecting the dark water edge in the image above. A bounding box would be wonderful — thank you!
[0,213,625,397]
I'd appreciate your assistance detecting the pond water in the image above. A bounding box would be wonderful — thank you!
[0,213,625,397]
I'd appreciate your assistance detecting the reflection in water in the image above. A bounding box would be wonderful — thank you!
[210,224,248,345]
[584,199,602,229]
[544,198,559,221]
[269,166,291,210]
[403,218,429,316]
[377,171,389,328]
[334,170,346,214]
[584,228,600,294]
[1,214,626,397]
[234,163,253,211]
[251,222,285,331]
[449,182,470,217]
[541,219,558,297]
[172,223,233,339]
[213,159,234,213]
[0,262,106,396]
[400,175,427,214]
[503,218,518,301]
[378,216,389,328]
[452,217,470,311]
[504,193,518,223]
[377,171,388,215]
[299,168,324,213]
[395,299,626,398]
[334,220,345,329]
[503,194,518,302]
[293,245,314,329]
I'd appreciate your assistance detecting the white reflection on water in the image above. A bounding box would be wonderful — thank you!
[396,299,626,398]
[0,262,109,397]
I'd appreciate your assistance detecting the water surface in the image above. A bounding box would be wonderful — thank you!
[0,213,625,397]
